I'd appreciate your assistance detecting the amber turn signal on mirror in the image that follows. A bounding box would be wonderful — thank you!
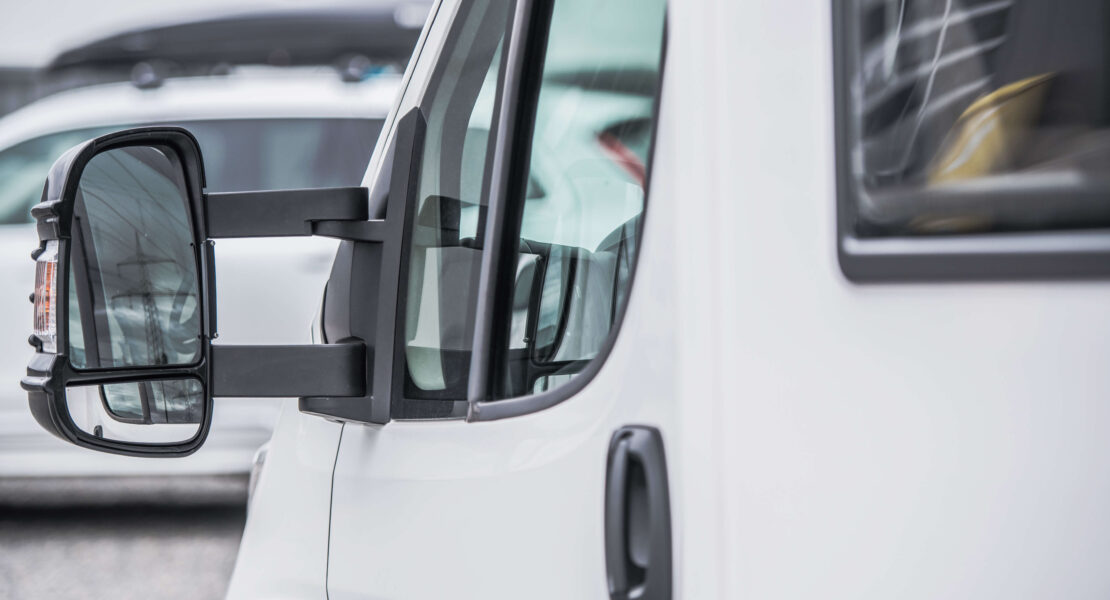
[32,240,59,354]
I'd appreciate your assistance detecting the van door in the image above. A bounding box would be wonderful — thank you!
[326,0,672,597]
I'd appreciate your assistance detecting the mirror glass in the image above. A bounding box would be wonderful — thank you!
[65,379,204,444]
[67,145,200,369]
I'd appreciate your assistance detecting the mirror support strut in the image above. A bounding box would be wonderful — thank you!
[205,188,383,241]
[210,344,366,398]
[299,107,427,425]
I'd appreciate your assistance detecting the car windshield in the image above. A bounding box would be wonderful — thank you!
[0,117,382,225]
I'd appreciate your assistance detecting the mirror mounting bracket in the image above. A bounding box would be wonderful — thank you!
[210,344,366,398]
[298,106,427,425]
[311,218,387,242]
[205,187,377,240]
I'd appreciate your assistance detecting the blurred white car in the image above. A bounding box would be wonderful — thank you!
[0,69,398,477]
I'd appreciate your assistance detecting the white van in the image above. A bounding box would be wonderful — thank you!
[19,0,1110,598]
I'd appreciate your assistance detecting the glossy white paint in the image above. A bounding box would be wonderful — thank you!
[226,398,343,599]
[708,3,1110,598]
[229,0,1110,598]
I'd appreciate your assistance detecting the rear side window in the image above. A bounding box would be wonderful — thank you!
[835,0,1110,279]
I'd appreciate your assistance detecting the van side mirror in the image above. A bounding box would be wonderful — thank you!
[23,128,216,456]
[23,113,428,456]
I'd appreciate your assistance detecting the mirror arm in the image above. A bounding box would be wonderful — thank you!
[205,188,376,239]
[310,218,387,242]
[210,343,366,398]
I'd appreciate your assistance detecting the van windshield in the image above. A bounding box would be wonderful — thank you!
[0,117,382,225]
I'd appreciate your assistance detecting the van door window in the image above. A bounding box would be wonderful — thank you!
[396,0,665,411]
[492,0,667,399]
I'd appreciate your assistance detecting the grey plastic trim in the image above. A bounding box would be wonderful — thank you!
[205,187,369,238]
[466,0,540,406]
[841,232,1110,282]
[606,426,672,600]
[210,343,365,398]
[299,107,427,424]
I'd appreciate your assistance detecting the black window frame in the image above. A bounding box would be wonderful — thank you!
[832,0,1110,283]
[389,0,668,422]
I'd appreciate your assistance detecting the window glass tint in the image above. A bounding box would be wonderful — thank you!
[400,0,512,401]
[0,118,380,225]
[843,0,1110,236]
[494,0,666,398]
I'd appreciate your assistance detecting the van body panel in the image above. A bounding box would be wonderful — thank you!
[225,398,342,599]
[225,1,1110,598]
[705,2,1110,598]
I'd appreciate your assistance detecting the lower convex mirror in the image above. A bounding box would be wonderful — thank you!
[65,379,204,444]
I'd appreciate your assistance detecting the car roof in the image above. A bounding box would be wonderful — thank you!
[0,70,399,151]
[46,6,425,74]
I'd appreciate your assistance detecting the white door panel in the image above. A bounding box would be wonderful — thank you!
[327,288,678,598]
[226,398,343,600]
[327,417,616,599]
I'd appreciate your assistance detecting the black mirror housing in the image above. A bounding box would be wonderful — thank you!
[22,127,216,458]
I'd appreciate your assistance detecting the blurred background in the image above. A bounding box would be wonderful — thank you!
[0,1,425,598]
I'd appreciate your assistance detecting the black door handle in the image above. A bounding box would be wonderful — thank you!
[605,426,672,600]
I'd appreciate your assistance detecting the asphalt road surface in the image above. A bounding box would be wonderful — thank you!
[0,476,247,600]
